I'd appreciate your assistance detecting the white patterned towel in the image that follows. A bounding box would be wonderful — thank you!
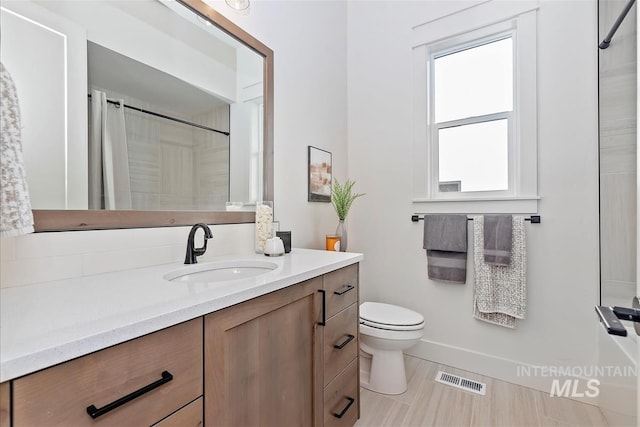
[473,216,526,328]
[1,62,34,237]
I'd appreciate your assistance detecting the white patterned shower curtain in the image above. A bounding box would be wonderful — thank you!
[89,89,132,210]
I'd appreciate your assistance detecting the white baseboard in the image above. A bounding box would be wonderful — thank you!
[405,338,600,406]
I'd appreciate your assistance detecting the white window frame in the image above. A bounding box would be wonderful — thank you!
[413,1,539,213]
[430,32,515,198]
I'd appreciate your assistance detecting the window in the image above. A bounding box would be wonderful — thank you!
[434,36,513,194]
[412,2,539,213]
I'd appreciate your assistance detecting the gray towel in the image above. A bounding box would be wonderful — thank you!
[423,215,468,284]
[483,215,512,265]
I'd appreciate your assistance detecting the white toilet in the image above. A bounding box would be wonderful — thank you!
[359,302,425,395]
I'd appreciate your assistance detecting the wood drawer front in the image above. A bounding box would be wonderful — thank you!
[0,382,9,427]
[324,359,359,427]
[13,318,203,427]
[323,303,358,386]
[153,397,202,427]
[324,264,358,319]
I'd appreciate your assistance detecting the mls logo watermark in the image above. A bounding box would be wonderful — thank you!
[549,379,600,398]
[517,364,636,398]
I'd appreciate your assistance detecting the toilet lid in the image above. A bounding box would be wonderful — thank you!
[360,302,424,331]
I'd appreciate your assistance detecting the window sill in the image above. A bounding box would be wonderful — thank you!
[412,196,539,214]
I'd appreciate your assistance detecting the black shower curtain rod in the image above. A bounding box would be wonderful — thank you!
[599,0,636,49]
[87,94,230,136]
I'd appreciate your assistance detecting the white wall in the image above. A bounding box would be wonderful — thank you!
[0,3,88,210]
[209,0,348,249]
[37,0,238,103]
[230,101,257,202]
[347,0,600,399]
[1,0,608,402]
[0,0,348,285]
[1,8,65,209]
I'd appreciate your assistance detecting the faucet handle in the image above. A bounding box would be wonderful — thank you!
[193,226,212,255]
[193,237,209,256]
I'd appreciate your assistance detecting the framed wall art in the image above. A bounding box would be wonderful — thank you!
[308,146,332,202]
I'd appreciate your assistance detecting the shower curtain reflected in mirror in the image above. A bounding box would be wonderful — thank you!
[88,89,132,210]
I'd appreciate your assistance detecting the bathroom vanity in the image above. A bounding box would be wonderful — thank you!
[0,249,362,426]
[0,1,362,423]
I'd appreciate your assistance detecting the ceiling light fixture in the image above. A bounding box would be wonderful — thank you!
[225,0,250,11]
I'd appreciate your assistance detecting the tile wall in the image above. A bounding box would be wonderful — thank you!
[599,0,637,307]
[0,223,255,289]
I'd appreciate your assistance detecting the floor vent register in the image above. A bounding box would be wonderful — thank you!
[435,371,487,396]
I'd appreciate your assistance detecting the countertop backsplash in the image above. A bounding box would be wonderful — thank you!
[0,223,255,289]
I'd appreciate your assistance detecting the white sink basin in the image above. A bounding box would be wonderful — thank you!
[164,260,278,284]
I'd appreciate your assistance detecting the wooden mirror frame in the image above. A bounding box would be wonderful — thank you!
[32,0,273,232]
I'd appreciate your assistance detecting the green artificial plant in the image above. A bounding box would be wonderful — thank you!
[331,178,365,221]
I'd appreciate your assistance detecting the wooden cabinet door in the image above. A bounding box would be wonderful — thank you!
[205,277,323,427]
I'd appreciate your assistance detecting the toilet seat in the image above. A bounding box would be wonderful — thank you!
[360,302,425,331]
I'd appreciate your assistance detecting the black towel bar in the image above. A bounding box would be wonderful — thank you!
[411,215,541,224]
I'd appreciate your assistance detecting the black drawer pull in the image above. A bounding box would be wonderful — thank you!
[333,334,355,350]
[86,370,173,419]
[334,284,355,295]
[318,289,326,326]
[333,396,355,419]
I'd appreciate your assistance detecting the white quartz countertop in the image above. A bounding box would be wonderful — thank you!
[0,248,363,382]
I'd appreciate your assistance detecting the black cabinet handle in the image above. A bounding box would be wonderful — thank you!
[333,334,355,350]
[318,289,326,326]
[334,284,354,295]
[333,396,355,419]
[86,371,173,419]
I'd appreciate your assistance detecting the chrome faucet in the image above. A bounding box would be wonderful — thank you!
[184,223,213,264]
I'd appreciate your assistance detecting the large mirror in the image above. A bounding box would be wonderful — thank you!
[0,0,273,231]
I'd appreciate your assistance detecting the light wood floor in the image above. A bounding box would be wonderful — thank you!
[354,356,609,427]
